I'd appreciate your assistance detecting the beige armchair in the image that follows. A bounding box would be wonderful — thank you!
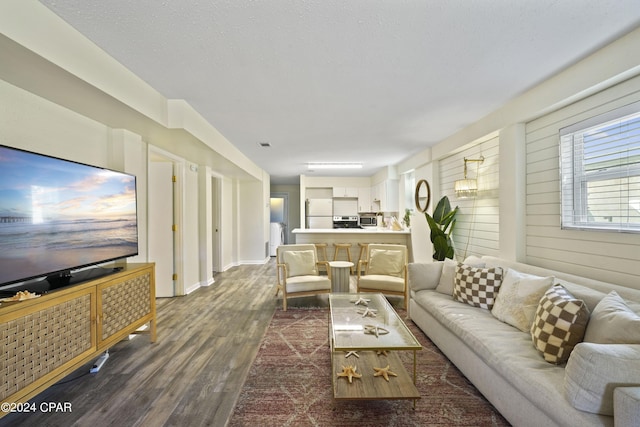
[357,244,408,309]
[275,244,331,311]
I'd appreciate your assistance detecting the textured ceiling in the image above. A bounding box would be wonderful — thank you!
[39,0,640,183]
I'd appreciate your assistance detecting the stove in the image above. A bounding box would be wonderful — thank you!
[333,216,360,229]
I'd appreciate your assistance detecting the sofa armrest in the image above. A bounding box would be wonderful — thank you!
[408,262,443,292]
[615,387,640,427]
[564,343,640,416]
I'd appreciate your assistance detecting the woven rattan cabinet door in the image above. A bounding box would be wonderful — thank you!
[0,286,96,403]
[96,265,156,350]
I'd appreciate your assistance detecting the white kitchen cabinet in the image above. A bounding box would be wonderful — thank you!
[333,187,359,198]
[371,180,398,212]
[358,187,372,212]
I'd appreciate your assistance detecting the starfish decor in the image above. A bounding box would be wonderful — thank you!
[357,307,377,318]
[373,364,398,381]
[376,350,389,356]
[344,351,359,358]
[363,324,389,338]
[353,297,371,306]
[337,365,362,383]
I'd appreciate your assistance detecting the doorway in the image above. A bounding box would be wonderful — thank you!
[211,175,221,274]
[148,147,185,297]
[270,192,289,246]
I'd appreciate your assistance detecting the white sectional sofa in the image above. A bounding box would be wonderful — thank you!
[408,256,640,427]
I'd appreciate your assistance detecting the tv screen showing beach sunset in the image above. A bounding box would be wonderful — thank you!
[0,145,138,286]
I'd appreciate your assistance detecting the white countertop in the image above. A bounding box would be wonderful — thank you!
[292,228,410,234]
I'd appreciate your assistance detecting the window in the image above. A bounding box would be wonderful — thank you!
[404,171,415,212]
[560,104,640,233]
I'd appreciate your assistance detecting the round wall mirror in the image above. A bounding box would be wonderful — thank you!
[414,179,431,213]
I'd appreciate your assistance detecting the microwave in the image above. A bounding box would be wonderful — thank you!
[359,216,377,227]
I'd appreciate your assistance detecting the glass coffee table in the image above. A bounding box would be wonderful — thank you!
[329,293,421,403]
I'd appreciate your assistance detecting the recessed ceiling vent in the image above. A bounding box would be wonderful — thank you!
[258,142,271,147]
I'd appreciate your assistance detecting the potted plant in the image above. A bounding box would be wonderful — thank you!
[403,208,411,228]
[424,196,458,261]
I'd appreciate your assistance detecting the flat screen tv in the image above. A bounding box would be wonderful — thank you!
[0,144,138,293]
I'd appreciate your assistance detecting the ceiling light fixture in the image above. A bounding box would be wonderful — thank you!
[454,156,484,198]
[307,162,363,170]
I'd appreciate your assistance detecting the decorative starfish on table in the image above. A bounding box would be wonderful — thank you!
[363,325,389,338]
[357,307,378,318]
[373,364,398,382]
[337,365,362,383]
[376,350,389,356]
[344,351,360,358]
[353,297,371,306]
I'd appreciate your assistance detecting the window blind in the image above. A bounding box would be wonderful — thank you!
[560,105,640,232]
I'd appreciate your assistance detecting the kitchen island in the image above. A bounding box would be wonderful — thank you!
[292,228,412,265]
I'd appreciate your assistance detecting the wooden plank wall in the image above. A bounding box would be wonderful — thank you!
[525,74,640,289]
[439,135,500,261]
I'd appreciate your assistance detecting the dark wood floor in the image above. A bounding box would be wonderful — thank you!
[2,261,280,427]
[1,260,404,427]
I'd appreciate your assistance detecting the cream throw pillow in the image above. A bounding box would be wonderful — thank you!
[368,249,404,277]
[491,269,554,332]
[584,291,640,344]
[283,250,317,277]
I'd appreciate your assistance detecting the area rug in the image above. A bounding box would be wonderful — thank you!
[228,308,510,427]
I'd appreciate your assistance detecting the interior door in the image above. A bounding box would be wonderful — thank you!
[211,176,220,274]
[148,161,175,297]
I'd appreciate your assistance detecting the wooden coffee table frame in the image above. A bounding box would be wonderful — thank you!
[329,293,421,405]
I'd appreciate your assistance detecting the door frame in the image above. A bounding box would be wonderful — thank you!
[148,145,185,296]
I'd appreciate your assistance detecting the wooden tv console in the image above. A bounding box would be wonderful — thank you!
[0,263,156,414]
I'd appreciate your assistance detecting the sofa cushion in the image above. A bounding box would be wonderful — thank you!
[368,248,404,277]
[564,342,640,415]
[408,262,443,292]
[359,275,405,292]
[491,269,554,332]
[614,387,640,426]
[453,264,503,310]
[412,290,571,420]
[283,250,317,277]
[530,285,590,364]
[435,258,457,295]
[584,291,640,344]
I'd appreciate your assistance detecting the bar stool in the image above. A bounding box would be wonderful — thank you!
[333,243,353,273]
[314,243,329,273]
[357,243,369,274]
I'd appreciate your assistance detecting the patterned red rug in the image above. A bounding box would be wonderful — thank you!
[229,308,510,426]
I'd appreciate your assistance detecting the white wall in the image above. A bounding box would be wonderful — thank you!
[525,74,640,288]
[238,180,269,263]
[182,164,200,293]
[0,80,110,165]
[410,161,434,262]
[220,177,238,271]
[198,166,214,287]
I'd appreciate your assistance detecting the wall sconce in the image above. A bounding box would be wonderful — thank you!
[454,156,484,198]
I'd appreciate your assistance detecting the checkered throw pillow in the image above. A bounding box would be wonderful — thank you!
[530,284,590,364]
[453,263,503,310]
